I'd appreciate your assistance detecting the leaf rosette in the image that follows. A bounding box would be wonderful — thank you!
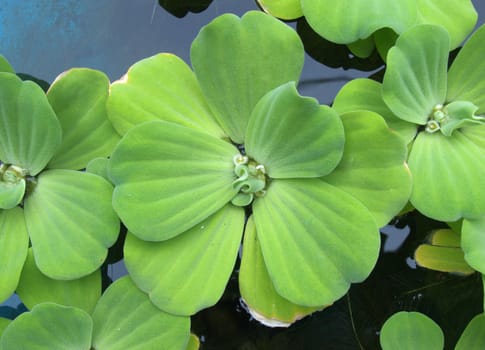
[108,11,411,324]
[0,67,120,303]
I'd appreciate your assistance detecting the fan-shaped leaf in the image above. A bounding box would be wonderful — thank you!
[0,73,61,176]
[125,205,244,316]
[380,311,444,350]
[0,179,25,210]
[107,53,225,138]
[92,276,190,350]
[461,216,485,274]
[256,0,302,20]
[455,313,485,350]
[239,217,323,327]
[0,303,92,350]
[109,120,238,241]
[0,207,28,303]
[191,11,304,144]
[382,25,449,125]
[0,55,14,73]
[253,179,380,306]
[46,68,120,170]
[245,82,344,179]
[24,169,119,279]
[16,249,101,313]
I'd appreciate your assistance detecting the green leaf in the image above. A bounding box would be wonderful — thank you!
[245,82,344,179]
[461,216,485,274]
[333,78,417,144]
[0,73,61,176]
[0,207,29,303]
[323,111,412,227]
[382,25,449,125]
[109,120,238,241]
[124,205,244,316]
[408,126,485,221]
[447,24,485,113]
[0,178,25,210]
[455,313,485,350]
[24,169,119,279]
[347,37,375,59]
[92,276,190,350]
[256,0,303,20]
[46,68,120,170]
[239,216,324,327]
[380,311,444,350]
[107,53,224,138]
[415,229,474,275]
[373,28,399,61]
[0,55,14,73]
[16,249,101,314]
[253,179,380,306]
[191,11,304,144]
[185,334,200,350]
[0,303,92,350]
[0,318,11,337]
[440,101,484,136]
[301,0,417,44]
[416,0,477,50]
[86,157,110,182]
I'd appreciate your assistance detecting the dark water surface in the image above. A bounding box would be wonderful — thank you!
[1,1,485,349]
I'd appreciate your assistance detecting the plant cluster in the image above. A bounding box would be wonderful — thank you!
[0,1,484,349]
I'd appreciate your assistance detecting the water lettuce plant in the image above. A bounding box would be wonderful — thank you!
[107,11,411,323]
[333,23,485,222]
[0,67,120,303]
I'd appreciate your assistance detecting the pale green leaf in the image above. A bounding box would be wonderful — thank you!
[257,0,302,20]
[0,73,61,176]
[301,0,417,44]
[92,276,190,350]
[107,53,224,138]
[253,179,380,306]
[416,0,477,50]
[347,36,375,59]
[86,157,110,182]
[380,311,444,350]
[24,169,119,279]
[0,179,25,210]
[16,249,101,314]
[125,205,244,316]
[191,11,304,144]
[373,28,399,61]
[408,126,485,221]
[109,120,238,241]
[0,56,14,73]
[324,111,412,227]
[239,217,324,327]
[0,303,92,350]
[0,207,29,303]
[185,334,200,350]
[333,78,417,144]
[461,216,485,274]
[0,318,11,338]
[447,24,485,113]
[46,68,120,170]
[455,313,485,349]
[382,25,449,125]
[245,82,344,179]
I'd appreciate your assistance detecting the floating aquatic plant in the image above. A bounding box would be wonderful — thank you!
[107,11,411,323]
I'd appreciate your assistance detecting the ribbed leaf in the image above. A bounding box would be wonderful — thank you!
[239,217,323,327]
[0,303,92,350]
[256,0,302,20]
[86,157,110,182]
[92,276,190,350]
[46,68,120,170]
[0,73,61,175]
[408,126,485,221]
[324,111,412,227]
[109,120,238,241]
[0,318,11,337]
[253,179,380,306]
[301,0,416,43]
[16,249,101,314]
[24,169,120,279]
[333,78,417,144]
[461,216,485,274]
[107,53,224,138]
[382,25,449,125]
[125,205,244,316]
[447,24,485,113]
[0,207,29,303]
[191,11,304,144]
[380,311,444,350]
[455,313,485,350]
[245,82,344,179]
[0,179,25,210]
